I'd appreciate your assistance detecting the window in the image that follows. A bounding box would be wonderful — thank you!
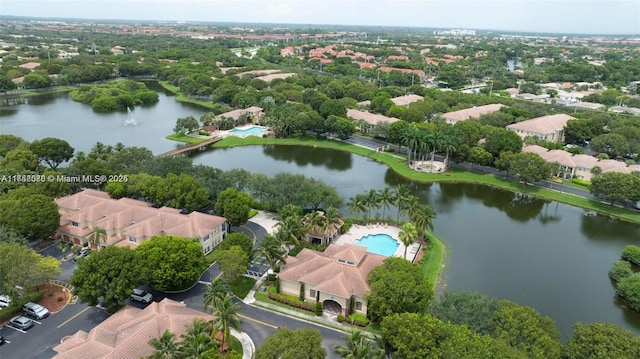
[355,301,362,310]
[71,221,79,227]
[203,234,210,241]
[309,289,316,298]
[128,236,137,243]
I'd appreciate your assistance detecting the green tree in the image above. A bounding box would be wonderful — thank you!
[0,194,60,240]
[69,246,144,307]
[178,319,218,358]
[319,99,347,119]
[148,330,180,359]
[366,257,432,322]
[563,322,640,359]
[609,260,634,283]
[0,242,60,299]
[174,116,200,133]
[209,293,242,353]
[29,137,74,170]
[0,134,25,157]
[590,172,640,205]
[590,133,630,159]
[335,330,384,359]
[254,234,287,272]
[1,147,40,171]
[215,188,252,226]
[616,274,640,312]
[493,300,562,359]
[204,278,230,313]
[0,226,27,245]
[136,235,207,291]
[483,128,523,158]
[87,226,107,249]
[0,76,17,93]
[217,232,253,258]
[468,146,493,167]
[398,222,418,260]
[621,245,640,265]
[429,291,500,336]
[255,327,327,359]
[377,187,395,221]
[216,245,249,285]
[509,152,552,185]
[22,72,52,89]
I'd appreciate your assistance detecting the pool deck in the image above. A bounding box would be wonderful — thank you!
[219,125,269,138]
[335,224,421,262]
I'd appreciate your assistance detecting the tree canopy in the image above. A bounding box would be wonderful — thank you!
[29,137,74,170]
[563,322,640,359]
[255,327,327,359]
[0,242,60,299]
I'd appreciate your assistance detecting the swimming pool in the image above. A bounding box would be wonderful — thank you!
[229,126,267,136]
[354,233,399,257]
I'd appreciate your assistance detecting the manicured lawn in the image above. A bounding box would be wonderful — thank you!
[165,133,209,144]
[228,336,243,356]
[254,290,320,316]
[420,233,446,292]
[230,277,256,299]
[213,136,640,224]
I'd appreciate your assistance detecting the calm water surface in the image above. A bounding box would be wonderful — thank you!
[2,91,640,339]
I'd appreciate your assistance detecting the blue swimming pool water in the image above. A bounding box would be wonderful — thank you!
[229,126,266,135]
[354,233,399,257]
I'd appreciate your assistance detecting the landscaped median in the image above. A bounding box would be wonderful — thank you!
[211,136,640,224]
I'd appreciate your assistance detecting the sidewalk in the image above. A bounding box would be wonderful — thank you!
[230,328,255,359]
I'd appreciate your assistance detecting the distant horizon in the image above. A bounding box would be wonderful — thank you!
[2,0,639,36]
[2,14,638,38]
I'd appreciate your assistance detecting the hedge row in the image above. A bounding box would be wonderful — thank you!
[267,292,317,313]
[0,291,45,321]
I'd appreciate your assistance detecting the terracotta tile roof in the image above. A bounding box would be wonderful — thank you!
[278,243,385,298]
[346,109,400,125]
[53,298,212,359]
[391,94,423,106]
[442,104,505,123]
[506,114,576,135]
[523,145,640,175]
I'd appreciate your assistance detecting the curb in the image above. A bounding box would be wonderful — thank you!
[231,328,255,359]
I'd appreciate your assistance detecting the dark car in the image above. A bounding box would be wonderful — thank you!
[9,316,34,331]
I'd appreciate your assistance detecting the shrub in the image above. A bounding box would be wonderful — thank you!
[622,245,640,266]
[610,261,634,284]
[617,274,640,312]
[274,278,280,294]
[337,314,345,323]
[315,301,323,316]
[266,273,277,282]
[348,314,370,327]
[267,292,316,313]
[340,218,353,233]
[571,178,591,187]
[299,283,305,301]
[57,296,64,302]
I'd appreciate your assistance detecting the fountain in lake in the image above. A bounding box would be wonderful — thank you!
[123,107,138,126]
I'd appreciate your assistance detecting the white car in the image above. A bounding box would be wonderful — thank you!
[0,295,11,309]
[130,289,153,304]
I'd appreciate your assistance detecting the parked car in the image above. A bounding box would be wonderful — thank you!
[23,302,50,319]
[73,248,91,261]
[0,295,11,309]
[9,316,34,330]
[130,289,153,304]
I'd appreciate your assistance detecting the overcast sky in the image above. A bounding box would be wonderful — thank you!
[3,0,639,35]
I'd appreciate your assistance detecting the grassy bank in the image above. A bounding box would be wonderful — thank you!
[419,233,446,293]
[159,81,224,111]
[212,136,640,224]
[165,133,209,144]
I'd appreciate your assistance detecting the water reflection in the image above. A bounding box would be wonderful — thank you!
[580,213,640,241]
[262,145,352,170]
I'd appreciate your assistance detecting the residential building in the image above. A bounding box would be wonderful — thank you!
[609,106,640,116]
[278,244,385,316]
[442,103,505,124]
[55,189,227,254]
[346,109,400,126]
[523,145,640,181]
[215,106,264,124]
[506,114,576,143]
[390,94,423,107]
[52,298,212,359]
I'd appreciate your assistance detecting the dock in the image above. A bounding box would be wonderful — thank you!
[155,136,222,158]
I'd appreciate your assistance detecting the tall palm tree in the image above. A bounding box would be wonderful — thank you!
[255,234,287,272]
[377,187,394,221]
[276,204,303,222]
[441,133,459,169]
[179,319,216,358]
[393,184,411,223]
[209,293,242,353]
[398,222,418,260]
[365,189,380,221]
[87,226,107,250]
[304,210,327,243]
[275,215,305,246]
[427,131,445,172]
[321,207,343,245]
[335,330,385,359]
[400,195,421,223]
[411,204,436,239]
[148,330,179,359]
[203,278,229,314]
[347,194,367,221]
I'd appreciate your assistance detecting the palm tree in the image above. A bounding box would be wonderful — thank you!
[276,204,302,222]
[87,226,107,250]
[321,207,343,245]
[365,189,380,221]
[275,215,305,246]
[591,166,602,178]
[398,222,418,260]
[347,194,367,221]
[441,133,459,170]
[411,204,436,239]
[304,210,327,244]
[179,319,216,358]
[148,330,179,359]
[335,330,385,359]
[393,184,411,223]
[209,293,242,353]
[427,131,445,172]
[203,278,229,314]
[377,187,394,221]
[400,195,421,223]
[255,234,287,272]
